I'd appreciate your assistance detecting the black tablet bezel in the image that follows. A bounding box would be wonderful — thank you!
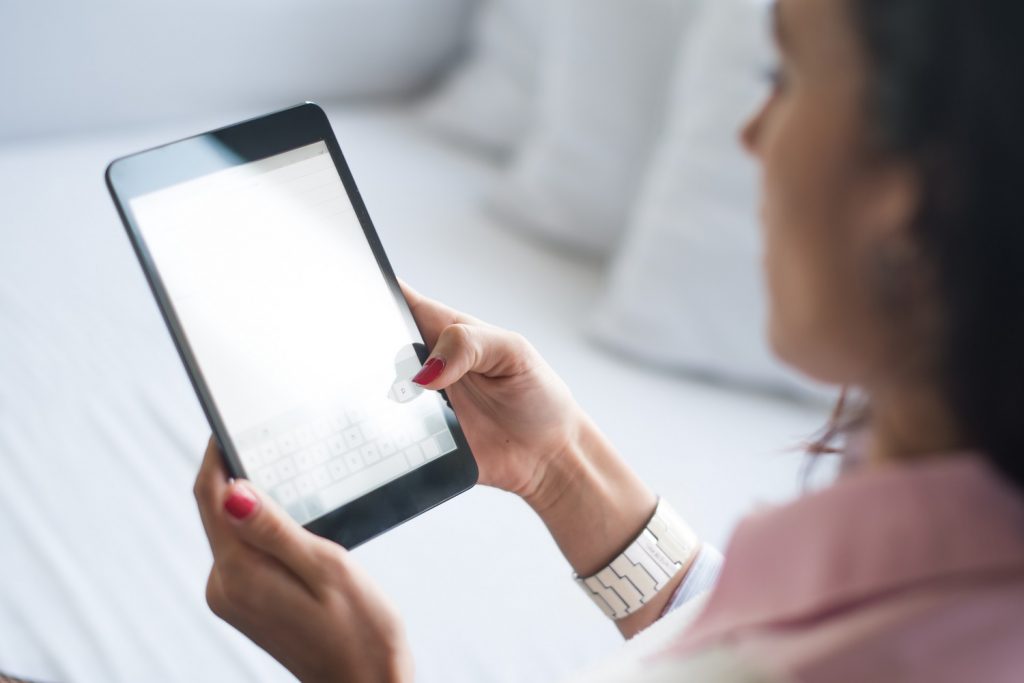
[106,102,478,549]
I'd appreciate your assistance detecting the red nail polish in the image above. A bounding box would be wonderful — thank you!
[412,357,446,386]
[224,486,257,519]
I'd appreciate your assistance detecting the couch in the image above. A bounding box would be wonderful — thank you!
[0,1,829,681]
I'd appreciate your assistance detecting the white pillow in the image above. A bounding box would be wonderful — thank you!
[487,0,702,257]
[0,0,472,141]
[589,0,829,398]
[417,0,550,157]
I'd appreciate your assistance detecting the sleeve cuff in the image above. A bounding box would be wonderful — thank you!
[660,543,724,617]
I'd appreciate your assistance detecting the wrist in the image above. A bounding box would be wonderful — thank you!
[319,643,412,683]
[520,408,591,516]
[524,411,658,577]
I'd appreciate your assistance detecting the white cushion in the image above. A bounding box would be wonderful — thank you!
[417,0,550,156]
[0,0,472,141]
[589,0,828,398]
[487,0,702,257]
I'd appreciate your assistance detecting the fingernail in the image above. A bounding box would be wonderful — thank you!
[224,483,258,520]
[412,357,446,386]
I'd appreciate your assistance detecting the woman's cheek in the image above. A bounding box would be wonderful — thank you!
[759,156,830,374]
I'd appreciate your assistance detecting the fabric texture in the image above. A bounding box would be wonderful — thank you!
[588,0,826,398]
[417,0,550,156]
[566,453,1024,682]
[0,0,472,142]
[660,454,1024,682]
[561,593,785,683]
[663,543,725,615]
[488,0,701,257]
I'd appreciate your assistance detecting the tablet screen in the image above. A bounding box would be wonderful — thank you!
[130,141,457,524]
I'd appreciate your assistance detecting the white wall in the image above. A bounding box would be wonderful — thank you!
[0,0,475,142]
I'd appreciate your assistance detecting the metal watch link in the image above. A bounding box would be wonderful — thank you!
[574,498,699,620]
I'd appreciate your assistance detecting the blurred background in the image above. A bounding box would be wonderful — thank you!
[0,0,834,681]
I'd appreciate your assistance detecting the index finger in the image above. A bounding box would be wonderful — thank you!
[398,278,483,348]
[194,436,235,557]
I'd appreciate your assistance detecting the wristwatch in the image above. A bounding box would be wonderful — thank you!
[574,498,699,620]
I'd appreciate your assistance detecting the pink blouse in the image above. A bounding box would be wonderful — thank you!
[648,453,1024,681]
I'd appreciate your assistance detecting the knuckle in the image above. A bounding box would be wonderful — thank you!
[455,323,484,359]
[253,514,289,547]
[205,571,230,618]
[218,568,253,608]
[444,322,474,349]
[216,548,247,583]
[324,543,350,575]
[504,330,536,370]
[507,330,531,353]
[193,477,211,504]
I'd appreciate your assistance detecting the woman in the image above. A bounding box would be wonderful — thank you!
[192,0,1024,680]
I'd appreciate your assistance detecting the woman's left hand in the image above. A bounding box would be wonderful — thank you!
[193,438,414,683]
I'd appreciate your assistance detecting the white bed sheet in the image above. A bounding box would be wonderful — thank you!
[0,103,829,682]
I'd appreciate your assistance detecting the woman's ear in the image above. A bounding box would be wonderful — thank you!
[857,162,939,320]
[858,160,922,243]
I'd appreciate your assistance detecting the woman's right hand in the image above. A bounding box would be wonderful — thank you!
[400,281,680,637]
[399,280,584,504]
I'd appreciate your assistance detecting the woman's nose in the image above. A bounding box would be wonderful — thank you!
[740,111,761,157]
[740,99,768,157]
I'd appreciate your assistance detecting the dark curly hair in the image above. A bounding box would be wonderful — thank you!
[835,0,1024,488]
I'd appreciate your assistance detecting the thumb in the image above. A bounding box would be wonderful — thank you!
[222,480,338,587]
[411,322,533,390]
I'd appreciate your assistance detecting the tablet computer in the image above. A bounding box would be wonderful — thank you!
[106,102,478,548]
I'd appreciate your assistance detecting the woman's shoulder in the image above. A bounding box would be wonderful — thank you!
[745,576,1024,682]
[825,577,1024,682]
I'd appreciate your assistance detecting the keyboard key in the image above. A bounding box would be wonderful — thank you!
[328,458,348,481]
[345,406,366,424]
[326,435,346,457]
[286,502,307,523]
[312,466,332,489]
[404,444,425,467]
[425,412,446,434]
[275,481,298,505]
[295,449,315,470]
[255,466,279,489]
[344,450,364,473]
[378,437,396,457]
[310,443,330,465]
[361,421,379,440]
[259,443,279,464]
[329,413,350,433]
[295,426,315,448]
[295,473,315,496]
[420,437,440,460]
[313,419,334,439]
[319,448,411,510]
[434,430,457,456]
[240,448,263,469]
[408,421,428,442]
[276,456,297,480]
[394,430,412,449]
[277,432,300,454]
[304,496,325,520]
[361,443,381,465]
[343,426,364,450]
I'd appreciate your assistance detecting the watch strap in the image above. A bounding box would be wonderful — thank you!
[574,498,699,620]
